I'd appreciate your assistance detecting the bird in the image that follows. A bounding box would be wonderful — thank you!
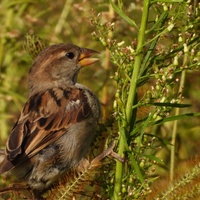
[0,43,101,199]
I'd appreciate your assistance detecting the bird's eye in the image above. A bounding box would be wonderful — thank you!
[65,52,74,59]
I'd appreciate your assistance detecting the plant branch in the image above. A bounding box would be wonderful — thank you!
[126,0,150,132]
[113,0,150,199]
[170,52,188,180]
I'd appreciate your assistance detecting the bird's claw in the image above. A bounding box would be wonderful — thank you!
[91,141,126,164]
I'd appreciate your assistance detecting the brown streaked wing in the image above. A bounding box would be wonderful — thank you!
[2,87,91,173]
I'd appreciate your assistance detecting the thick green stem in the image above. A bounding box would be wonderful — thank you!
[126,0,150,126]
[113,126,125,200]
[113,0,150,199]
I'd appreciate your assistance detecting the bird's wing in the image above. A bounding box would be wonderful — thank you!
[1,87,91,173]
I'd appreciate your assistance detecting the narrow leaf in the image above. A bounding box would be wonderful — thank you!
[131,112,200,136]
[137,109,157,152]
[120,127,145,184]
[149,112,200,126]
[110,0,139,31]
[144,102,191,108]
[146,133,172,145]
[131,150,165,164]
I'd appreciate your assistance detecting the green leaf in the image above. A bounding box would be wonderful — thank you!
[149,113,200,126]
[137,109,157,153]
[144,102,191,108]
[133,151,165,164]
[146,11,168,34]
[110,0,139,31]
[131,112,200,136]
[146,133,172,145]
[155,37,200,61]
[120,127,145,184]
[147,176,160,184]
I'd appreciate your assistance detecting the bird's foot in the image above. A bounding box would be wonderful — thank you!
[91,141,126,164]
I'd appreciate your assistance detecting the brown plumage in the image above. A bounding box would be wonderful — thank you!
[0,44,101,198]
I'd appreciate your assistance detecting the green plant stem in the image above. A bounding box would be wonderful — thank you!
[126,0,150,126]
[170,54,187,181]
[113,0,150,199]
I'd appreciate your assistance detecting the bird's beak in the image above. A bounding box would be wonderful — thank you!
[78,48,99,67]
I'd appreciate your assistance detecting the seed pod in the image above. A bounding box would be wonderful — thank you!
[178,36,183,43]
[183,43,189,53]
[122,185,126,193]
[23,33,47,60]
[139,160,145,168]
[113,100,117,109]
[163,3,168,11]
[129,175,133,184]
[173,56,179,66]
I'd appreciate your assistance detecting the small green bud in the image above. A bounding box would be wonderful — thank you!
[162,75,166,80]
[183,43,189,53]
[162,3,168,11]
[122,185,126,193]
[155,15,159,22]
[160,97,166,103]
[127,67,132,72]
[135,137,139,143]
[167,23,174,32]
[140,161,145,168]
[113,76,119,81]
[173,56,179,66]
[100,23,105,31]
[147,90,152,99]
[178,36,183,43]
[115,92,120,98]
[129,175,133,184]
[99,37,107,47]
[110,177,114,184]
[127,46,135,53]
[152,113,157,119]
[191,49,195,56]
[91,32,99,41]
[144,135,147,143]
[117,41,125,47]
[113,100,117,109]
[156,85,160,91]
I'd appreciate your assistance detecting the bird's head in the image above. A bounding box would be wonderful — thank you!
[28,43,99,96]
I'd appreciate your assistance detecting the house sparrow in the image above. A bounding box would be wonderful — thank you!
[0,44,101,198]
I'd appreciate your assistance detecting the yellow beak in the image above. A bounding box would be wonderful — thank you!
[78,48,99,67]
